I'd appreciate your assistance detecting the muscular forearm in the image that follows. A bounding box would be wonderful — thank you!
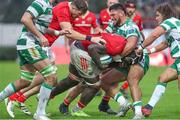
[142,26,166,48]
[121,45,136,57]
[65,29,86,40]
[21,12,43,38]
[121,36,138,57]
[154,41,168,53]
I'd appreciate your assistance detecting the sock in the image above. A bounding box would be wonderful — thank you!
[148,82,167,108]
[133,101,142,115]
[101,96,110,105]
[114,92,127,106]
[72,101,85,112]
[0,83,16,101]
[9,91,23,101]
[36,83,53,115]
[121,81,129,90]
[63,98,70,106]
[17,94,27,103]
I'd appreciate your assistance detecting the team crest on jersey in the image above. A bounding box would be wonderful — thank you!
[87,17,92,22]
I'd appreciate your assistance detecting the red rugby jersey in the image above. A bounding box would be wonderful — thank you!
[99,9,111,30]
[132,13,143,31]
[73,11,97,35]
[81,33,127,56]
[45,2,73,46]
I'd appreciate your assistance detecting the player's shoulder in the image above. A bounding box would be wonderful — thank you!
[126,19,139,29]
[33,0,49,7]
[134,12,142,19]
[88,11,96,17]
[54,1,69,10]
[164,17,178,23]
[100,8,108,15]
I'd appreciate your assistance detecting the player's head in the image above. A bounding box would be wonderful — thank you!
[70,0,88,19]
[125,0,136,17]
[155,2,176,24]
[109,3,126,26]
[156,2,176,24]
[107,0,119,8]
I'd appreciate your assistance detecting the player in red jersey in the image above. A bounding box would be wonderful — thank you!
[99,0,119,30]
[65,1,102,53]
[45,0,105,46]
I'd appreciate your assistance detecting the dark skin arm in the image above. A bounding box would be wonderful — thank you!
[88,44,122,70]
[88,44,106,70]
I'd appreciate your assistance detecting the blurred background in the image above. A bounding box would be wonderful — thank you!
[0,0,179,65]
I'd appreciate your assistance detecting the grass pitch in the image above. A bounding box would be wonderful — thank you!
[0,61,180,119]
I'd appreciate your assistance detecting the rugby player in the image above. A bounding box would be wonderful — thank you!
[136,3,179,117]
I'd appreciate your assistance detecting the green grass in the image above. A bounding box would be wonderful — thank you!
[0,61,180,119]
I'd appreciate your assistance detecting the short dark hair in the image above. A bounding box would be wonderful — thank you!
[109,3,126,15]
[71,0,88,14]
[156,2,177,20]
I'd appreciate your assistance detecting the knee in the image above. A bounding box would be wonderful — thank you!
[48,74,57,86]
[18,79,31,88]
[158,74,166,83]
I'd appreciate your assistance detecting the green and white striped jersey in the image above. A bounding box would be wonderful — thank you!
[17,0,52,50]
[160,17,180,58]
[105,18,143,48]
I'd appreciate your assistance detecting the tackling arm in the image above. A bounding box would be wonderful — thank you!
[121,36,138,57]
[142,26,166,48]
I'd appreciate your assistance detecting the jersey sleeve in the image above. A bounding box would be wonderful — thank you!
[105,23,114,33]
[54,8,71,23]
[26,0,45,18]
[91,14,98,28]
[126,25,139,38]
[160,19,175,32]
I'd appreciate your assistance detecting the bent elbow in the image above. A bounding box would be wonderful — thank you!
[21,16,27,24]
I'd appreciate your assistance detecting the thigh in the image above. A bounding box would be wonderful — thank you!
[127,64,144,84]
[21,64,37,73]
[159,67,177,83]
[100,68,126,85]
[33,58,51,71]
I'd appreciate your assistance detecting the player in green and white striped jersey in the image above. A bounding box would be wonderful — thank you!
[97,3,149,119]
[136,3,179,117]
[0,0,69,120]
